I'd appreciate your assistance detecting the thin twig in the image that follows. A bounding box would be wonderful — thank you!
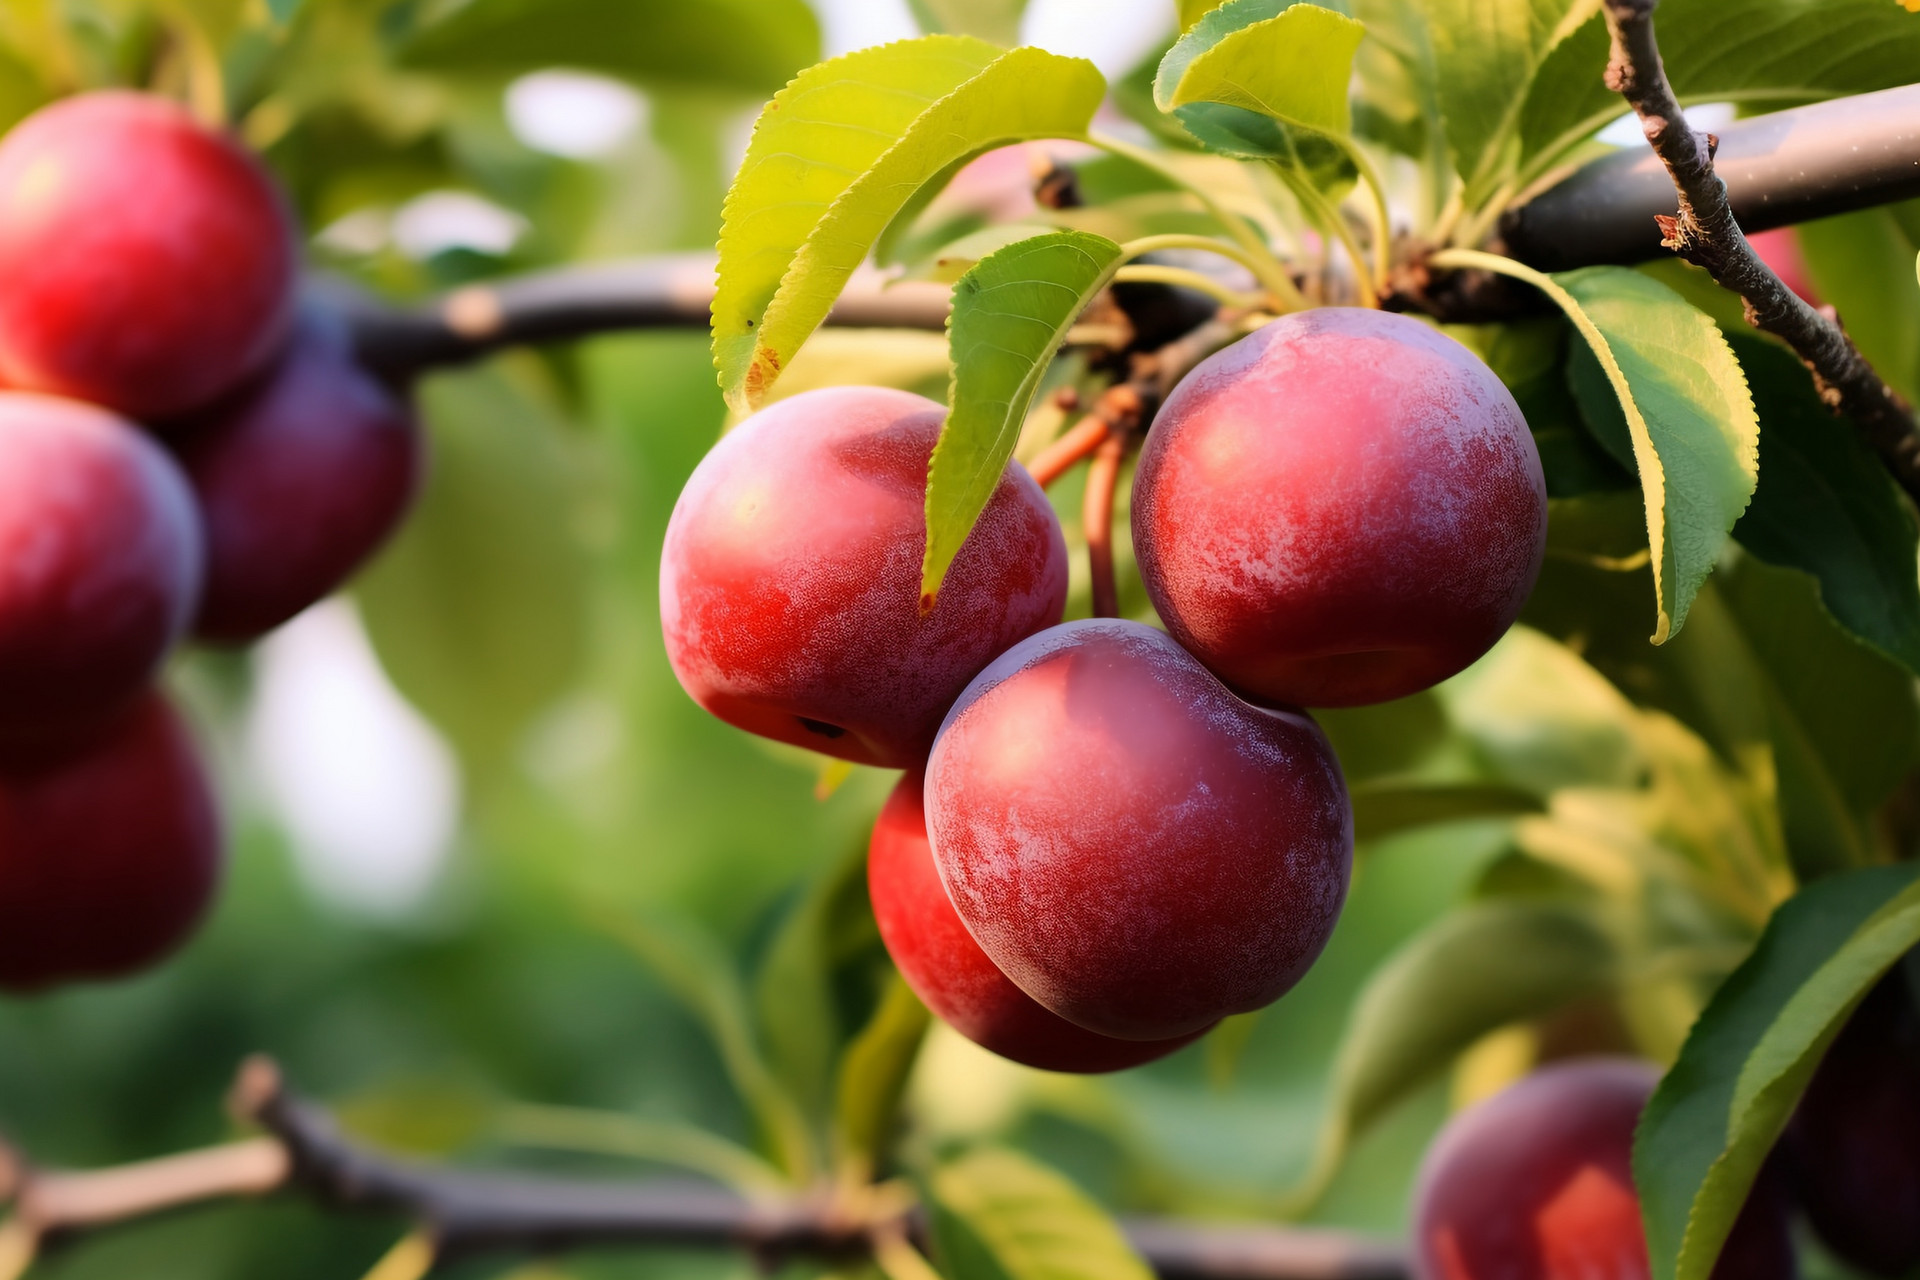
[1597,0,1920,502]
[0,1057,1408,1279]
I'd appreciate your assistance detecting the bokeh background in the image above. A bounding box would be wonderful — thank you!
[2,2,1910,1277]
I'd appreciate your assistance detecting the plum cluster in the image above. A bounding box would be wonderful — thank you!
[662,308,1550,1072]
[0,92,423,993]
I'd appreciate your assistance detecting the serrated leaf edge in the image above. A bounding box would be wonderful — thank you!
[1166,4,1366,135]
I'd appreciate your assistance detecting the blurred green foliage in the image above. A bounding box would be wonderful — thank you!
[0,3,1916,1280]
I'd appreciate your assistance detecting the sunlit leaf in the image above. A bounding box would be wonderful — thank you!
[1179,0,1224,28]
[1152,0,1360,172]
[1162,2,1363,135]
[1549,267,1759,642]
[924,230,1123,602]
[1637,864,1920,1280]
[1412,0,1597,191]
[927,1148,1154,1280]
[712,37,1105,412]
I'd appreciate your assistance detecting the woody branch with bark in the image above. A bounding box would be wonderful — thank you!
[0,1058,1408,1280]
[1596,0,1920,501]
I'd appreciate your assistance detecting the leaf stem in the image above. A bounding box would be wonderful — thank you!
[1330,135,1395,292]
[1112,263,1266,309]
[1274,163,1379,307]
[1088,132,1310,311]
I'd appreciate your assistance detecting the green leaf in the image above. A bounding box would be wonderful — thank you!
[1162,2,1365,135]
[834,975,931,1177]
[1714,558,1920,878]
[1350,781,1542,843]
[927,1149,1154,1280]
[753,839,889,1126]
[493,1103,789,1197]
[356,361,592,773]
[1727,333,1920,675]
[1636,864,1920,1280]
[399,0,821,94]
[712,37,1105,412]
[1350,0,1441,160]
[907,0,1028,45]
[1413,0,1597,190]
[1520,0,1920,173]
[1440,623,1644,794]
[600,908,818,1181]
[1151,0,1361,172]
[1314,692,1449,783]
[1549,266,1760,642]
[1290,900,1617,1204]
[923,230,1123,602]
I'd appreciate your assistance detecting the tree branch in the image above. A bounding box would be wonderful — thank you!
[339,254,953,383]
[0,1057,1408,1280]
[1500,82,1920,270]
[1595,0,1920,502]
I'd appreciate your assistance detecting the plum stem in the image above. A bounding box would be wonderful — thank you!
[1088,132,1313,312]
[1084,428,1128,618]
[1028,413,1112,488]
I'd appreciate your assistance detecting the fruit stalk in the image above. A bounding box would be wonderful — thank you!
[1084,427,1129,619]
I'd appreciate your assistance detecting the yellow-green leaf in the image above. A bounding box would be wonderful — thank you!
[1165,2,1365,135]
[927,1148,1154,1280]
[924,230,1123,603]
[1415,0,1597,192]
[1436,251,1758,643]
[833,976,931,1176]
[1552,268,1760,642]
[712,37,1105,413]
